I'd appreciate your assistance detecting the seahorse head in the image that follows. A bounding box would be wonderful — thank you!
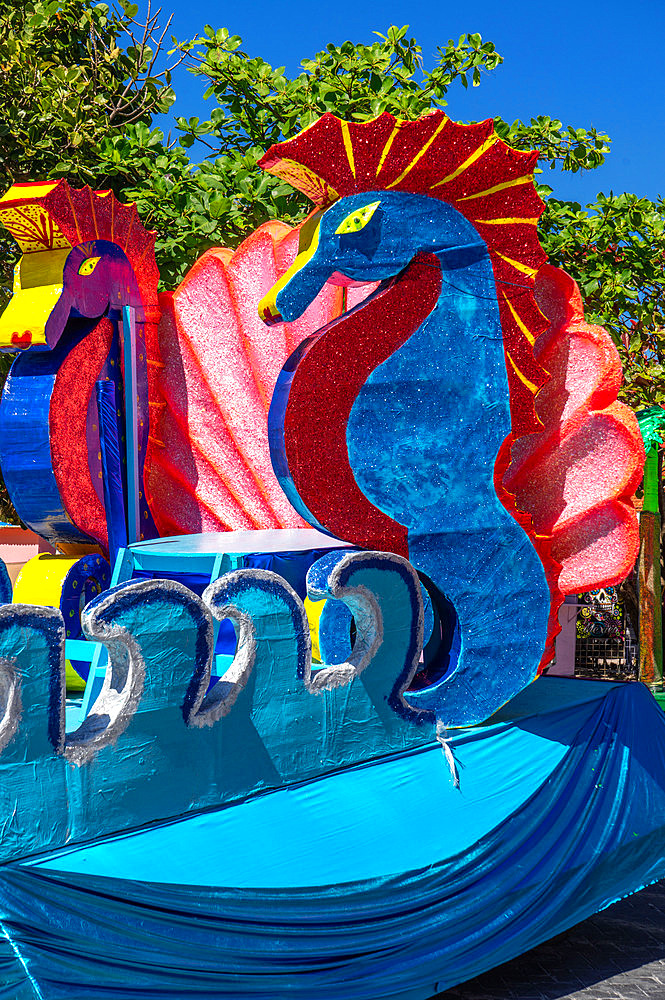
[259,189,486,325]
[0,182,158,353]
[258,111,550,438]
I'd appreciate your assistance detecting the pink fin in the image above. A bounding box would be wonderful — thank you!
[145,222,343,536]
[505,264,644,597]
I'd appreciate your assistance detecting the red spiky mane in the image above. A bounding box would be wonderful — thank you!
[42,182,159,319]
[260,111,549,437]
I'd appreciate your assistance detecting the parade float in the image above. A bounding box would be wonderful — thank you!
[0,111,661,1000]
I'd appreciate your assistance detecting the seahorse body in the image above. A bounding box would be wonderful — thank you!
[0,183,159,555]
[261,190,550,726]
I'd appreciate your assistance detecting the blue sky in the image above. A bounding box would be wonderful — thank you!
[159,0,664,206]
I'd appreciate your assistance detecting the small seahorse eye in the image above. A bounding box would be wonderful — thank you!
[335,201,381,236]
[78,256,101,276]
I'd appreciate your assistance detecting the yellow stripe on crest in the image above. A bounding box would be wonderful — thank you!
[341,122,356,178]
[429,134,499,190]
[386,117,449,189]
[494,251,538,277]
[506,351,540,394]
[456,175,533,202]
[501,292,536,346]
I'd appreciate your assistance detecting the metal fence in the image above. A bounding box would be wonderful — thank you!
[552,586,638,681]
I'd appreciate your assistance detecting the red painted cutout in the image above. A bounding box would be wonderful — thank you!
[282,254,441,556]
[50,317,114,552]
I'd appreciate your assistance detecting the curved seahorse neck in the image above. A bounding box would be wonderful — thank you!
[268,196,551,725]
[268,253,442,555]
[352,235,511,537]
[341,234,550,724]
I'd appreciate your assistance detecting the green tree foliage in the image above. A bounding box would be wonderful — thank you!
[540,192,665,410]
[0,0,196,294]
[177,26,610,247]
[0,0,177,182]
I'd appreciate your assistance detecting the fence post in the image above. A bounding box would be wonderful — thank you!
[636,405,665,690]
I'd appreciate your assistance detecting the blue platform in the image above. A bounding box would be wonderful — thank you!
[1,677,664,999]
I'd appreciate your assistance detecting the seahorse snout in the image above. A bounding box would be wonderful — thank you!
[258,297,283,325]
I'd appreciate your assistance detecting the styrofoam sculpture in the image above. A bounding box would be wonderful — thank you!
[0,181,159,554]
[0,185,348,673]
[145,222,344,535]
[0,117,645,724]
[257,111,644,724]
[0,185,349,551]
[0,111,660,1000]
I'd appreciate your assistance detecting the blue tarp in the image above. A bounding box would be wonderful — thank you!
[1,677,665,998]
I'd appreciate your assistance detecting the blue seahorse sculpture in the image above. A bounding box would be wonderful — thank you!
[259,113,553,727]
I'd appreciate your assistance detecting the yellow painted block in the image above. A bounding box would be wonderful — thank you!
[13,553,78,607]
[0,182,60,205]
[304,595,325,665]
[0,248,68,348]
[14,554,86,692]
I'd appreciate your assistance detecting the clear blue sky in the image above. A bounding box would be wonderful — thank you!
[158,0,664,206]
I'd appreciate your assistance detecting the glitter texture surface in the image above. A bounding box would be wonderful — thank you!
[505,264,643,595]
[271,252,440,555]
[50,316,114,550]
[260,111,550,437]
[0,181,160,552]
[144,222,345,536]
[260,135,551,726]
[261,114,643,690]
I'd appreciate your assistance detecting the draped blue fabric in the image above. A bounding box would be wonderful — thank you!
[0,934,32,1000]
[1,678,665,999]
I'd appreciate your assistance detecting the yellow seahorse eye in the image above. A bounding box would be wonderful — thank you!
[78,256,101,276]
[334,200,381,236]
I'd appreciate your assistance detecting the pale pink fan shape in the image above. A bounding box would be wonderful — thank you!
[504,264,644,595]
[145,220,348,535]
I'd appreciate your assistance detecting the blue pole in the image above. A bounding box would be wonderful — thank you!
[122,305,140,544]
[95,379,128,567]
